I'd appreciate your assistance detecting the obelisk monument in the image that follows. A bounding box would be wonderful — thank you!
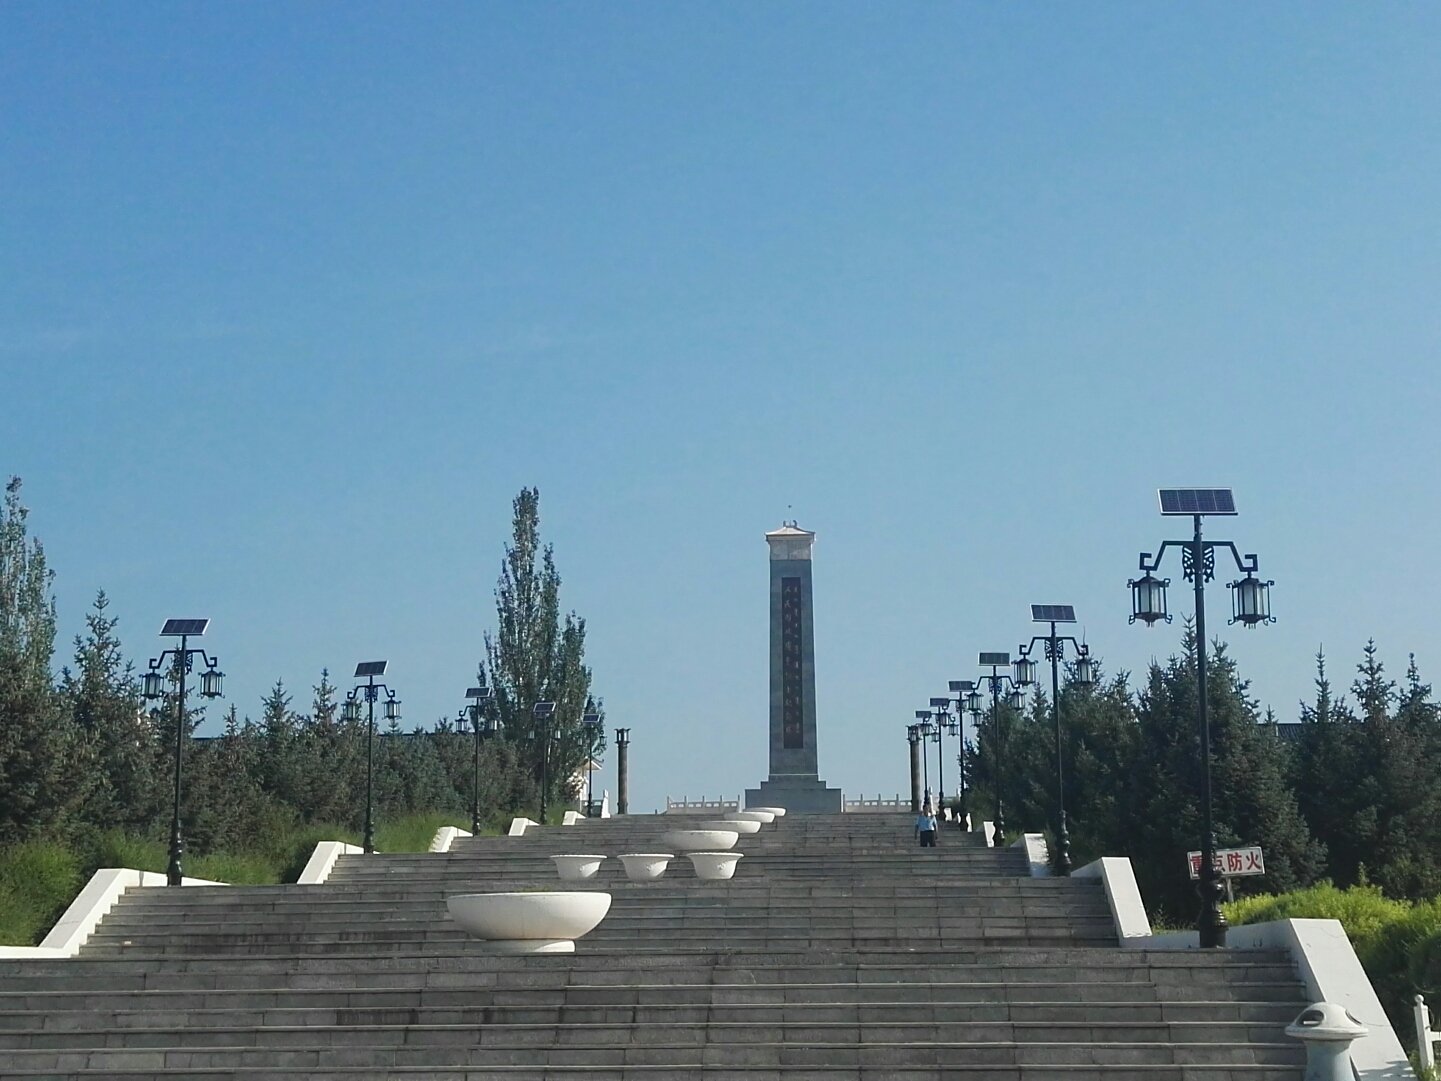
[745,523,844,814]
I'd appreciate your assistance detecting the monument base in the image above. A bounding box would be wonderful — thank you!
[745,777,844,815]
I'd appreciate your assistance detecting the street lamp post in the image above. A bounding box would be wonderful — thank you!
[458,678,496,834]
[947,680,978,828]
[1015,605,1098,876]
[533,701,557,823]
[142,619,225,886]
[977,652,1027,848]
[911,710,934,804]
[582,697,601,816]
[344,662,401,855]
[1128,487,1274,948]
[924,697,958,820]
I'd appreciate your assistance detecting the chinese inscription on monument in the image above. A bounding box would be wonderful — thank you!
[781,576,803,748]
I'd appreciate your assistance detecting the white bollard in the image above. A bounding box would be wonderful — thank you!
[1285,1002,1368,1081]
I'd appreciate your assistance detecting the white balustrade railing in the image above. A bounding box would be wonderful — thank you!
[844,795,909,812]
[1416,994,1438,1072]
[665,796,741,814]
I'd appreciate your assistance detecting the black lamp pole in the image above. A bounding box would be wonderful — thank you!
[460,679,495,834]
[947,680,977,828]
[978,652,1026,848]
[143,620,225,887]
[345,662,400,855]
[534,700,556,823]
[912,710,933,804]
[581,697,601,816]
[1016,609,1098,876]
[1129,488,1274,948]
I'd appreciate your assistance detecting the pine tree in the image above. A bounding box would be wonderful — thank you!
[0,477,87,839]
[482,488,599,817]
[64,591,157,831]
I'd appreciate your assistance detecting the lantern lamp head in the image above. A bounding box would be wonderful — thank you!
[1128,572,1171,625]
[1229,574,1275,628]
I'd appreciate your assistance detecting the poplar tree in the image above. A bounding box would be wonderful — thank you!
[482,488,600,817]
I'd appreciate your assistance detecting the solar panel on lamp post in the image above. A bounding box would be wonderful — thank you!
[459,679,495,835]
[976,652,1027,848]
[1015,605,1097,876]
[1129,488,1274,949]
[346,662,399,854]
[142,620,225,886]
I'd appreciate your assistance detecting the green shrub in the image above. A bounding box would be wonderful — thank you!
[375,812,471,855]
[0,840,83,946]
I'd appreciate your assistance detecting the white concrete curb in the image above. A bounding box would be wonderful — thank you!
[561,811,585,826]
[1075,855,1415,1080]
[1014,833,1051,877]
[297,841,363,885]
[428,826,472,853]
[0,868,224,959]
[507,817,540,836]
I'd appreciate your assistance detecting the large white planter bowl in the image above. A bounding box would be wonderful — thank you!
[748,806,787,817]
[688,852,744,880]
[727,810,775,825]
[618,853,674,881]
[447,891,611,953]
[700,818,760,834]
[661,829,739,852]
[551,854,606,881]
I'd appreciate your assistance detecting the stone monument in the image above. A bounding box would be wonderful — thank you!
[745,523,844,814]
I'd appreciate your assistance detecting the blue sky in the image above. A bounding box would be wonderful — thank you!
[3,5,1438,813]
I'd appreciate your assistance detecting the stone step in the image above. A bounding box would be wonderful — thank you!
[0,1017,1302,1051]
[0,1066,1312,1079]
[0,1038,1306,1071]
[0,998,1303,1029]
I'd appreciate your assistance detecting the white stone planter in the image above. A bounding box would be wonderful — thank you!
[551,854,606,881]
[727,810,775,825]
[446,891,612,953]
[687,852,744,880]
[661,829,739,852]
[748,806,787,817]
[700,818,760,834]
[618,853,674,881]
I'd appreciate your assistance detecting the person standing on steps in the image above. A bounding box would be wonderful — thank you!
[915,802,938,848]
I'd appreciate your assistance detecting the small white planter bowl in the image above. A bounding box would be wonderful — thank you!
[551,854,606,881]
[727,810,775,825]
[748,806,787,817]
[447,891,611,953]
[687,852,744,880]
[700,818,760,834]
[618,853,674,881]
[661,829,739,852]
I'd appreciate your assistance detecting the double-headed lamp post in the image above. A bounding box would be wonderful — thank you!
[923,696,959,818]
[581,697,601,816]
[1015,605,1098,876]
[343,662,401,855]
[457,678,496,834]
[142,619,225,887]
[977,651,1027,848]
[911,711,934,804]
[946,680,978,826]
[1128,488,1275,949]
[533,701,557,823]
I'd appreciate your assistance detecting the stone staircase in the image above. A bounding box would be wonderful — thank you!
[0,813,1308,1078]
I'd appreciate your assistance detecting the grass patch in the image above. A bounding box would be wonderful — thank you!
[0,812,495,946]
